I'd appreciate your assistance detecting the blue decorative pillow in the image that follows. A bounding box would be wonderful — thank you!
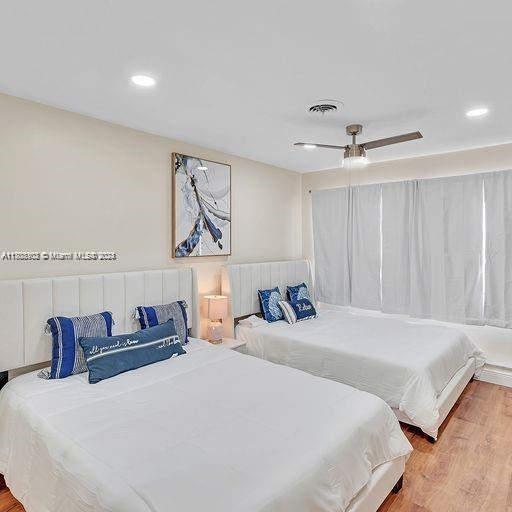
[79,320,186,384]
[287,282,311,302]
[258,287,283,322]
[40,311,113,380]
[135,301,188,344]
[278,299,317,324]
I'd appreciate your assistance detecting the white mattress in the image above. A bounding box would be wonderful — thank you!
[0,338,411,512]
[236,309,485,436]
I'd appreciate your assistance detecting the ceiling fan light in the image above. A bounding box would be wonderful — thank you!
[342,156,369,169]
[303,144,317,150]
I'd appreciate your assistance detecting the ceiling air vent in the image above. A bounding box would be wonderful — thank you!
[309,103,338,114]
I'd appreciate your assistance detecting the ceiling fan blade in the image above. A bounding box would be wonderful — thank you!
[294,142,347,150]
[362,131,423,150]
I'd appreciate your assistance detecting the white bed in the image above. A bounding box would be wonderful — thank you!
[222,260,485,440]
[0,338,411,512]
[0,268,412,512]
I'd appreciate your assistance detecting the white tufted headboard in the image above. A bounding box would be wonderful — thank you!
[0,268,198,372]
[221,260,313,337]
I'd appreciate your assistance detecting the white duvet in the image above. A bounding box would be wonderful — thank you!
[237,309,485,437]
[0,339,411,512]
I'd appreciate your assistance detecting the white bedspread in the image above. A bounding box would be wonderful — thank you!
[0,338,411,512]
[237,309,485,437]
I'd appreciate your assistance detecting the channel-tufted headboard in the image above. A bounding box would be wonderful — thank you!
[0,267,198,372]
[221,260,313,337]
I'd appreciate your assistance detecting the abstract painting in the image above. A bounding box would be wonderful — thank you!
[172,153,231,257]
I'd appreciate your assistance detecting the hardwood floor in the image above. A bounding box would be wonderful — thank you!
[0,380,510,512]
[0,475,23,512]
[379,380,512,512]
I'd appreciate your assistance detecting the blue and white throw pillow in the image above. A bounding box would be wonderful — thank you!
[40,311,113,380]
[258,287,283,322]
[80,320,186,384]
[286,282,311,302]
[278,299,317,324]
[135,300,188,344]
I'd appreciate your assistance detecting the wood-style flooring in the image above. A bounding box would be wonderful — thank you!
[1,380,510,512]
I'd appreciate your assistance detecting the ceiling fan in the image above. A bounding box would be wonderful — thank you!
[294,124,423,168]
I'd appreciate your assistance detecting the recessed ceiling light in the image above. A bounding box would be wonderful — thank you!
[303,144,317,150]
[131,75,156,87]
[466,107,489,118]
[197,166,208,171]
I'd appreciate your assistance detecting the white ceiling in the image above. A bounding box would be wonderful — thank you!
[1,1,511,172]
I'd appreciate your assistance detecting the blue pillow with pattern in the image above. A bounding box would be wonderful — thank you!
[40,311,113,380]
[135,300,188,344]
[258,287,283,322]
[286,282,311,302]
[80,320,186,384]
[278,299,317,324]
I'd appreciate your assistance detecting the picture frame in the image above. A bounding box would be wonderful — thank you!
[172,153,232,258]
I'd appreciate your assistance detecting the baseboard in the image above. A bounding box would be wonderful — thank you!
[477,363,512,388]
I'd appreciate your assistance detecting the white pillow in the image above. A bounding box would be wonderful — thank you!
[238,315,267,328]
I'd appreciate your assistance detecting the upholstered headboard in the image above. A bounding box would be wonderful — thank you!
[0,267,198,372]
[221,260,313,337]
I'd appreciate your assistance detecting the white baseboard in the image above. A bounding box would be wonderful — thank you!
[477,363,512,388]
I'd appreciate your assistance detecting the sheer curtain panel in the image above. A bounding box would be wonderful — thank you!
[409,174,484,323]
[484,170,512,328]
[350,184,382,309]
[381,180,415,314]
[312,188,351,305]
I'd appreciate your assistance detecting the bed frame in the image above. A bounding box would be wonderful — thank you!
[221,259,476,442]
[0,265,405,512]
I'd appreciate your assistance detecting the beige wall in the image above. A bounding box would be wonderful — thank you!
[302,145,512,366]
[0,93,302,337]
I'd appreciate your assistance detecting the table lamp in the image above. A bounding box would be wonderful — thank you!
[205,295,228,343]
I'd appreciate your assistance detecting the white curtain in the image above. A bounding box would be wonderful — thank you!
[312,188,351,305]
[350,184,382,309]
[312,171,511,328]
[484,170,512,328]
[381,180,415,314]
[409,174,484,323]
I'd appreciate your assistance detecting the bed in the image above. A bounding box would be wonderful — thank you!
[0,268,412,512]
[222,260,485,441]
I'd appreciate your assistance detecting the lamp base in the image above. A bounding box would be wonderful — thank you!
[207,321,224,344]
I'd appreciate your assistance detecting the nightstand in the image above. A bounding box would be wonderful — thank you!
[210,337,247,352]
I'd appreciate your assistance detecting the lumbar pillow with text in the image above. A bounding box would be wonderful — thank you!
[39,311,114,380]
[278,299,317,324]
[135,300,188,344]
[258,287,284,322]
[286,282,311,302]
[79,319,186,384]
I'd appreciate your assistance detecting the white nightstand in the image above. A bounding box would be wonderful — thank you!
[210,337,247,351]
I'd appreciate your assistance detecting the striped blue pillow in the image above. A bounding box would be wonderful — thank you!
[135,301,189,344]
[41,312,113,379]
[80,320,186,384]
[278,299,317,324]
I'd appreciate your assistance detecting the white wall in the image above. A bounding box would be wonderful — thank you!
[302,145,512,369]
[0,93,302,337]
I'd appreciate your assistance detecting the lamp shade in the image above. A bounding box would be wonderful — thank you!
[205,295,228,320]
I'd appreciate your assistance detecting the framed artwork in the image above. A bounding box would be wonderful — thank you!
[172,153,231,257]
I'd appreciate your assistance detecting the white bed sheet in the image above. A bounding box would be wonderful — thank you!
[236,309,485,436]
[0,338,411,512]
